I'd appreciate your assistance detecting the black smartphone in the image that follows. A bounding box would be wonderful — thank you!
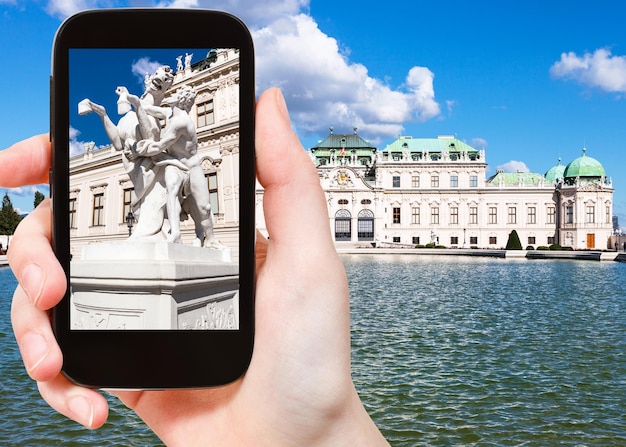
[50,9,255,388]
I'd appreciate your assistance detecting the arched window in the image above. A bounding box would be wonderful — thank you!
[357,209,374,241]
[335,209,351,241]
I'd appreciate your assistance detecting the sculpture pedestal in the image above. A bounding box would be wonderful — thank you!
[70,241,239,330]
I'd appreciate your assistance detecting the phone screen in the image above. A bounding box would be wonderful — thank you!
[68,48,242,331]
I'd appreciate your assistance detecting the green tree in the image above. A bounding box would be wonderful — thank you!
[0,193,23,236]
[34,190,45,209]
[505,229,523,250]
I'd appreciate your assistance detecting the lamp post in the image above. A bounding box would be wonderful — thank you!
[125,211,136,237]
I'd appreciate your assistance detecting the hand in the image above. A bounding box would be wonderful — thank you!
[1,89,389,446]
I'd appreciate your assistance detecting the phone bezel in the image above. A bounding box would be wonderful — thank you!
[51,9,255,389]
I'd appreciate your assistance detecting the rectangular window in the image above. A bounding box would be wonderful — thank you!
[566,206,574,224]
[450,206,459,224]
[412,236,420,245]
[392,176,400,188]
[411,207,420,224]
[528,236,536,245]
[488,206,497,224]
[450,175,459,188]
[606,205,611,224]
[586,205,595,223]
[489,236,497,245]
[430,175,439,188]
[92,193,104,226]
[393,207,401,224]
[207,172,219,214]
[450,236,459,245]
[470,236,478,245]
[469,175,478,187]
[122,188,133,223]
[431,207,439,224]
[469,206,478,224]
[69,197,77,229]
[393,236,401,243]
[411,175,420,188]
[197,99,215,127]
[508,206,517,224]
[527,206,536,224]
[547,206,556,224]
[547,236,555,244]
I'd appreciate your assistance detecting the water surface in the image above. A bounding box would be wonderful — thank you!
[1,256,625,445]
[346,255,626,446]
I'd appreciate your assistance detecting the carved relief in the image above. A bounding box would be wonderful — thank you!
[331,169,354,188]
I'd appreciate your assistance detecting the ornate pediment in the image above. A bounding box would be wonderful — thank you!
[577,182,605,192]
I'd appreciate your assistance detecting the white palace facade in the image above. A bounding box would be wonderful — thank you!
[69,49,242,260]
[274,130,614,250]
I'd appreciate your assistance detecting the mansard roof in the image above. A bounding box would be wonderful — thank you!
[382,136,479,154]
[312,132,376,150]
[486,171,545,186]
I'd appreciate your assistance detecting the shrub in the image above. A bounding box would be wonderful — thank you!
[549,244,562,251]
[537,246,549,250]
[506,230,523,250]
[526,245,535,250]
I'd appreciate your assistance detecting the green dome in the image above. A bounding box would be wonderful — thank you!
[564,148,606,179]
[544,158,566,182]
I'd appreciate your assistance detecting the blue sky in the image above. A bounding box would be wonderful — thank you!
[1,1,626,229]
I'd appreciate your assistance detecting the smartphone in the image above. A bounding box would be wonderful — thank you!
[50,9,255,388]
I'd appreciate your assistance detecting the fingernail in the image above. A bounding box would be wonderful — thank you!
[22,332,49,373]
[68,395,95,429]
[21,263,44,305]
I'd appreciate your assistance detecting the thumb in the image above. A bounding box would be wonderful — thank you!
[255,88,333,254]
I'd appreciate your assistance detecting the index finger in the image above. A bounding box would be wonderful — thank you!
[0,134,51,187]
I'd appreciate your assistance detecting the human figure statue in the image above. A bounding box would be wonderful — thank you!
[176,55,183,72]
[128,86,223,248]
[78,66,175,239]
[184,52,193,69]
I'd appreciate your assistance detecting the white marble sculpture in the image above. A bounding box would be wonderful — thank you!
[78,65,223,248]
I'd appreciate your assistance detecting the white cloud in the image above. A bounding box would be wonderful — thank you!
[69,125,99,157]
[497,160,530,173]
[550,48,626,93]
[45,0,108,18]
[470,137,487,149]
[253,14,440,138]
[44,0,441,141]
[7,185,40,197]
[131,57,164,84]
[156,0,309,28]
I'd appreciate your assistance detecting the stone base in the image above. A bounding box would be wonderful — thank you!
[70,241,239,330]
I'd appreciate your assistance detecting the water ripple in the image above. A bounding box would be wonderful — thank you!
[346,255,626,446]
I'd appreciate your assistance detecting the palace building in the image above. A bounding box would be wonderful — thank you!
[69,49,242,260]
[260,129,614,250]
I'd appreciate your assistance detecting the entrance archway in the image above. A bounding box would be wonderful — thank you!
[335,209,352,241]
